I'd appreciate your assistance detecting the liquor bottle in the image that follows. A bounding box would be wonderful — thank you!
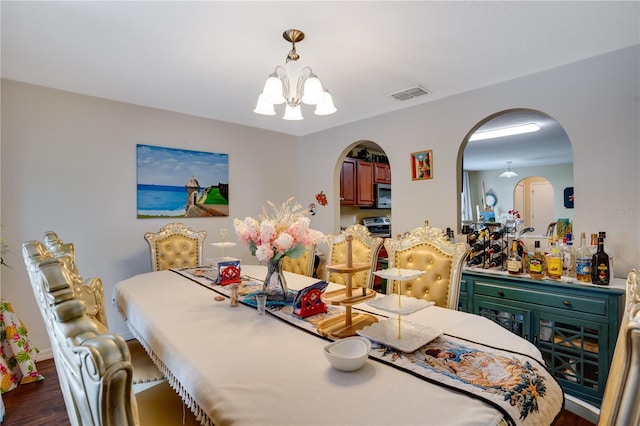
[598,231,615,278]
[489,227,505,240]
[590,233,598,254]
[471,240,488,252]
[542,237,552,275]
[591,237,610,285]
[562,233,576,278]
[489,253,507,268]
[576,232,592,283]
[529,240,545,279]
[447,228,455,243]
[486,242,505,254]
[467,231,478,245]
[507,240,523,275]
[547,237,563,280]
[467,252,485,266]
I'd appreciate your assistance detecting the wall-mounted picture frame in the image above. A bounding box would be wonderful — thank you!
[136,144,229,218]
[411,150,433,180]
[479,210,496,223]
[564,187,574,208]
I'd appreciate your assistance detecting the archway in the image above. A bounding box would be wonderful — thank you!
[335,140,391,234]
[458,108,573,233]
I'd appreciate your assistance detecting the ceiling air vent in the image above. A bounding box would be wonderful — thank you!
[389,85,430,101]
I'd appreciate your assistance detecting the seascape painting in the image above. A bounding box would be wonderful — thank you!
[137,144,229,218]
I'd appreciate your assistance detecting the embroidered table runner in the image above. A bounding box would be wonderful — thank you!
[172,266,563,426]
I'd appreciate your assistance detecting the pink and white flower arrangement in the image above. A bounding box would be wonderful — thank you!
[233,198,325,262]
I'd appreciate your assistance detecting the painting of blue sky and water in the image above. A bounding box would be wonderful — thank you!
[136,144,229,218]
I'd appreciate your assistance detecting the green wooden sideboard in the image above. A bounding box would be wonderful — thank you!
[460,269,625,407]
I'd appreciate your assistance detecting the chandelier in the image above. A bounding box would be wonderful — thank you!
[254,29,336,120]
[499,161,519,178]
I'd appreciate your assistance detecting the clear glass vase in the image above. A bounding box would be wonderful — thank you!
[263,257,289,301]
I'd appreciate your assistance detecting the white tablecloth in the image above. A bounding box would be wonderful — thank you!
[114,265,548,426]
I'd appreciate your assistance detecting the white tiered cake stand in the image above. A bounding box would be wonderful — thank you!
[357,268,442,352]
[208,228,238,264]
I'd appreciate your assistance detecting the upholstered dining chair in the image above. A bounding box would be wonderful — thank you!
[282,245,317,277]
[324,224,384,289]
[384,224,470,309]
[144,222,207,271]
[597,269,640,426]
[28,235,164,386]
[20,250,199,425]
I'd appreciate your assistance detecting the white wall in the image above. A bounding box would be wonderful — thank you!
[2,46,639,359]
[1,80,299,356]
[298,46,639,276]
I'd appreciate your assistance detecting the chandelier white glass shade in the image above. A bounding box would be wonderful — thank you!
[254,29,336,120]
[499,161,518,178]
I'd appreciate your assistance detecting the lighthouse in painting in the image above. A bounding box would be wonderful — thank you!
[186,176,200,206]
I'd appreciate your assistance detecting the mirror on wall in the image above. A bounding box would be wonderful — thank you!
[461,109,573,237]
[514,176,556,233]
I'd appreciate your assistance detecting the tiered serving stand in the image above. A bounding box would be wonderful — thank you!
[317,235,379,338]
[357,268,442,352]
[209,229,238,263]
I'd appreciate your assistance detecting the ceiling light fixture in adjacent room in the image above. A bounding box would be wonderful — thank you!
[470,123,540,141]
[499,161,518,178]
[254,29,336,120]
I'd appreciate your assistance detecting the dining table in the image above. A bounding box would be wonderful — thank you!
[114,264,564,426]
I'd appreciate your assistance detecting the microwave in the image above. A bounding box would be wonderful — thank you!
[375,184,391,208]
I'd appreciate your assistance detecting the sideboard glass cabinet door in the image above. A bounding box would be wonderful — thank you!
[461,270,624,407]
[535,312,607,404]
[474,298,532,340]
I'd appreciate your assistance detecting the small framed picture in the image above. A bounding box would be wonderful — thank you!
[411,150,433,180]
[479,210,496,223]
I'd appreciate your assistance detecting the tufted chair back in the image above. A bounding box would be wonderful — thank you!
[282,245,317,277]
[144,222,207,271]
[384,225,469,309]
[598,269,640,426]
[325,224,383,289]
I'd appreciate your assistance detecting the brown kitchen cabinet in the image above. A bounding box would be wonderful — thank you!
[340,158,374,206]
[373,162,391,184]
[340,158,357,205]
[356,160,374,205]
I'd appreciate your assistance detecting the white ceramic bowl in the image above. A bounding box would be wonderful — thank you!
[323,336,371,371]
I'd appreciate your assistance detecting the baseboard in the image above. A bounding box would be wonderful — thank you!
[35,348,54,362]
[565,394,600,424]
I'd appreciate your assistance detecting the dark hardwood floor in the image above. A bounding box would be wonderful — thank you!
[3,357,596,426]
[2,358,69,426]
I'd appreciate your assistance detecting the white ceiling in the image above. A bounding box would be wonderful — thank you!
[2,1,638,168]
